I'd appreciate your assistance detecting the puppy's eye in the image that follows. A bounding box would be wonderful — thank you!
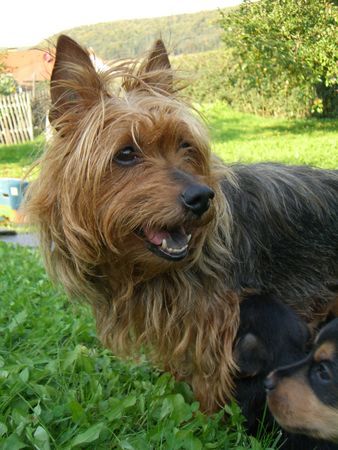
[314,362,333,383]
[114,146,141,166]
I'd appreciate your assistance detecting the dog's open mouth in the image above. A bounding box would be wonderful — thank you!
[140,226,191,261]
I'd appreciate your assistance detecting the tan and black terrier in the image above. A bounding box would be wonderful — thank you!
[25,35,338,412]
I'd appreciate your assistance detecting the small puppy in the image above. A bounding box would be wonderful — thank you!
[266,318,338,443]
[235,295,338,449]
[234,293,309,434]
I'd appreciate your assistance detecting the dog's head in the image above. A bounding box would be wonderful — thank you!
[266,318,338,442]
[233,294,310,431]
[28,36,223,281]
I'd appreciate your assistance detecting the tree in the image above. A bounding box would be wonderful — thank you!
[0,74,17,95]
[0,52,18,96]
[220,0,338,117]
[0,51,6,75]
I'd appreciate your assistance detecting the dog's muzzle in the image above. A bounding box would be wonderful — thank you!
[137,183,214,262]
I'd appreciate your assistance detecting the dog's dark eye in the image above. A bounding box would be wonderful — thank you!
[180,141,192,149]
[179,142,198,159]
[114,146,141,166]
[314,362,333,383]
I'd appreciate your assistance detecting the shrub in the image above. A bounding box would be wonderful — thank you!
[0,74,18,96]
[218,0,338,118]
[174,50,312,117]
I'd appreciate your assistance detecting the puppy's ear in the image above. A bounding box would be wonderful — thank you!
[49,35,105,124]
[234,333,269,377]
[141,40,173,94]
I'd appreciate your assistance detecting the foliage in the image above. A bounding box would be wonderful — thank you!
[0,52,6,74]
[0,73,18,96]
[0,243,276,449]
[173,50,230,103]
[44,10,231,59]
[219,0,338,118]
[174,51,315,118]
[31,83,50,136]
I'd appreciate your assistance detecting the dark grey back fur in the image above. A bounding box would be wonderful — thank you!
[221,163,338,315]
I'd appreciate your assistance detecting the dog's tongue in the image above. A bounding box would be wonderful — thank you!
[145,229,170,246]
[144,228,187,248]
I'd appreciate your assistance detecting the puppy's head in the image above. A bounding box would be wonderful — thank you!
[266,318,338,441]
[234,294,309,379]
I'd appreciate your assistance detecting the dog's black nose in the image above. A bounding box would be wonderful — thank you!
[181,184,214,216]
[264,373,278,392]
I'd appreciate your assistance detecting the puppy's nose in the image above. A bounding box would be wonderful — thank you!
[264,372,278,392]
[181,184,214,216]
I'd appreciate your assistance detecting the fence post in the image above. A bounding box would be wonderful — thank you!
[0,92,33,144]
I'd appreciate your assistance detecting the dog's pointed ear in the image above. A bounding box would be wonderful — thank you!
[145,40,171,73]
[49,35,103,124]
[142,40,173,93]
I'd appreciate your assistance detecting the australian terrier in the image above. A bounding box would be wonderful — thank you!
[25,35,338,413]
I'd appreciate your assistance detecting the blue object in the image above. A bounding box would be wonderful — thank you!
[0,178,29,211]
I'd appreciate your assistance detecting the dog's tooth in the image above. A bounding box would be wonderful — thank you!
[164,245,188,254]
[187,234,192,243]
[161,239,168,250]
[176,247,185,253]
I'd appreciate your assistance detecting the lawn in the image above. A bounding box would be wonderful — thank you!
[0,102,337,449]
[203,102,338,169]
[0,244,277,449]
[0,102,337,179]
[0,136,44,179]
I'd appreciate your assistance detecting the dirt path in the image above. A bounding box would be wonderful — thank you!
[0,231,38,247]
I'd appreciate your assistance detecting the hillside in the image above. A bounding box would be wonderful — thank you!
[44,9,231,59]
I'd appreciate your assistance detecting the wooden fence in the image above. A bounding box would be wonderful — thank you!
[0,92,34,145]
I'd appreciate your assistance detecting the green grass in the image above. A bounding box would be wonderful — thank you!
[203,102,338,168]
[0,138,43,179]
[0,102,337,448]
[0,243,278,449]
